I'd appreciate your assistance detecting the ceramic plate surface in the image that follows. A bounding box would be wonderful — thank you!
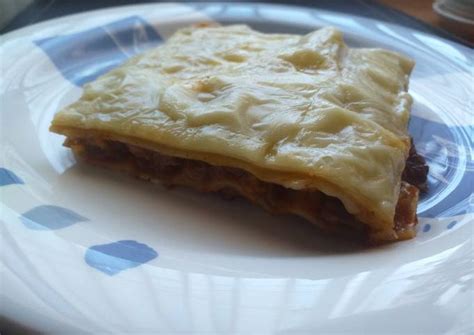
[1,3,473,334]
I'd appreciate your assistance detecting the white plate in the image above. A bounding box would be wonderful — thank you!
[1,3,473,333]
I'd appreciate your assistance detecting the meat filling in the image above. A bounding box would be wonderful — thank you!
[64,137,427,242]
[402,139,429,192]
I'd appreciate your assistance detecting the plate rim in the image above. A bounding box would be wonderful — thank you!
[1,2,473,333]
[1,1,473,53]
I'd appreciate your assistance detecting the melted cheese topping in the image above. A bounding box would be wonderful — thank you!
[51,25,415,230]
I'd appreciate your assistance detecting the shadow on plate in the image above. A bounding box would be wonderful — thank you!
[52,163,374,257]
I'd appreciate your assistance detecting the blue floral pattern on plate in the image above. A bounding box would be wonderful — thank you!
[20,205,89,230]
[0,168,24,186]
[85,240,158,275]
[35,16,162,86]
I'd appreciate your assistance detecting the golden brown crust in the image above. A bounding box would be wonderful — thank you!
[50,25,419,243]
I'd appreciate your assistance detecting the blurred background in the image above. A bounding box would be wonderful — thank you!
[1,0,473,45]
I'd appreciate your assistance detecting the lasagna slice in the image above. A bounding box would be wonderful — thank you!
[50,25,428,243]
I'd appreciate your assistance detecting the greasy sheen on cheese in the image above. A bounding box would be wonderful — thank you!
[51,25,415,236]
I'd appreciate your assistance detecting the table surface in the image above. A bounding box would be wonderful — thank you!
[379,0,473,44]
[380,0,441,25]
[1,0,471,47]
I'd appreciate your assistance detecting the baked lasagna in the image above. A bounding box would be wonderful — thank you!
[50,25,428,243]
